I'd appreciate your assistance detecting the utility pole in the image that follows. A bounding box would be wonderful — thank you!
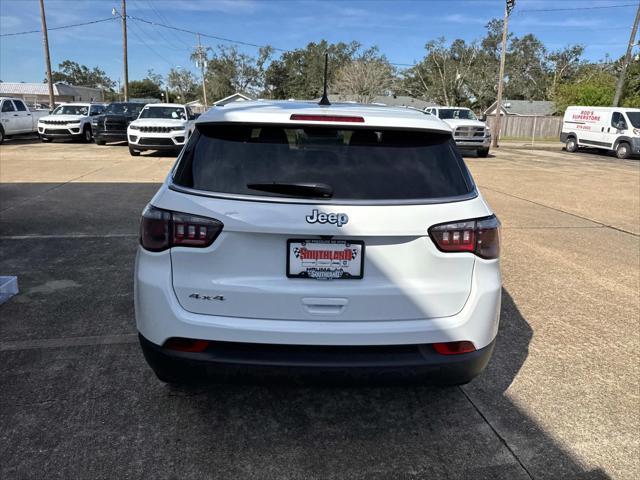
[38,0,55,110]
[195,33,208,109]
[122,0,129,101]
[613,4,640,107]
[491,0,515,149]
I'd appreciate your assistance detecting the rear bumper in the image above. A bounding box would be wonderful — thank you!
[135,247,501,350]
[139,333,496,384]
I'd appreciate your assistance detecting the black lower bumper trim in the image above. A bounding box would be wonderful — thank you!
[130,145,182,151]
[138,333,496,385]
[95,133,126,141]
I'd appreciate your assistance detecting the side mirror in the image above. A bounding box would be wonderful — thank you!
[616,122,627,130]
[480,114,487,122]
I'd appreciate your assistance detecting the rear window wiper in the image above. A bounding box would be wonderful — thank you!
[246,182,333,198]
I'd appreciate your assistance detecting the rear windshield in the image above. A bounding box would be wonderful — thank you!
[173,124,473,201]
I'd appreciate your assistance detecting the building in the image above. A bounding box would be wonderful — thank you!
[0,82,103,108]
[187,92,252,113]
[484,99,556,116]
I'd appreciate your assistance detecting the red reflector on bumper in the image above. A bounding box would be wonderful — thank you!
[164,338,210,352]
[432,341,476,355]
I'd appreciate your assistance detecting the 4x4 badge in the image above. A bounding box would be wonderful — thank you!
[305,209,349,227]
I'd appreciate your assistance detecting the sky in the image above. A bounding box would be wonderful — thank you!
[0,0,638,85]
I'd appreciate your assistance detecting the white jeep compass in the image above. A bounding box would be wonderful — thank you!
[135,100,501,385]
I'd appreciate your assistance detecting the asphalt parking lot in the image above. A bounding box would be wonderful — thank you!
[0,139,638,479]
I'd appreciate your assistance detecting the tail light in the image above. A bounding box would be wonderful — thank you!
[164,337,210,352]
[429,215,500,259]
[140,205,223,252]
[432,341,476,355]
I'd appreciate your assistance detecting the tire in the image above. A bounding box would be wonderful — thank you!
[129,147,141,156]
[615,142,631,159]
[477,148,489,158]
[95,139,106,146]
[82,126,92,143]
[565,136,578,153]
[0,127,4,145]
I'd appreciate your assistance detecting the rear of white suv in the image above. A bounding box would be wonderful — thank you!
[135,101,501,385]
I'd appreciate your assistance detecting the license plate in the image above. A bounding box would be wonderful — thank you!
[287,239,364,280]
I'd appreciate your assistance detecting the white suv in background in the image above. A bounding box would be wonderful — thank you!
[37,102,105,142]
[426,107,491,157]
[135,101,502,385]
[127,103,197,156]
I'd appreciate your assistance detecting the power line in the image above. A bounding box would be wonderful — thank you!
[126,17,175,68]
[517,3,638,13]
[126,14,287,52]
[129,0,191,53]
[144,0,193,50]
[0,17,116,37]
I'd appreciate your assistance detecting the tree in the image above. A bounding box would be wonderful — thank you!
[146,69,165,88]
[332,48,395,103]
[265,40,360,99]
[620,59,640,107]
[546,45,585,95]
[49,60,114,89]
[553,69,616,113]
[128,78,163,100]
[505,34,548,100]
[399,20,587,110]
[400,38,480,107]
[202,45,272,101]
[167,68,198,102]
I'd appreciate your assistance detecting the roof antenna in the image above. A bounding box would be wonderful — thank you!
[319,53,331,106]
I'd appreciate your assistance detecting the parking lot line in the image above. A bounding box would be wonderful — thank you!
[0,333,138,352]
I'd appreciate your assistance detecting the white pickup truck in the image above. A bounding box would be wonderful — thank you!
[0,97,48,144]
[425,106,491,157]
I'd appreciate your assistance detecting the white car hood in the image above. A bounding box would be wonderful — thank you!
[440,118,486,129]
[39,114,86,122]
[130,118,187,128]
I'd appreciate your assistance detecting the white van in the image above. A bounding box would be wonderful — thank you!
[561,106,640,159]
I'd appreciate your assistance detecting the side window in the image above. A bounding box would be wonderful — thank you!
[611,112,626,130]
[14,100,27,111]
[90,105,103,116]
[1,101,16,112]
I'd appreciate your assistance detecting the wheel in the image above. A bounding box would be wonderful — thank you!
[615,142,631,159]
[82,126,92,143]
[0,127,4,144]
[129,147,141,156]
[477,148,489,158]
[565,136,578,153]
[40,136,52,142]
[95,139,106,146]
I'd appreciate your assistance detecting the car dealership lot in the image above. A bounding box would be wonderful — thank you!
[1,141,638,479]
